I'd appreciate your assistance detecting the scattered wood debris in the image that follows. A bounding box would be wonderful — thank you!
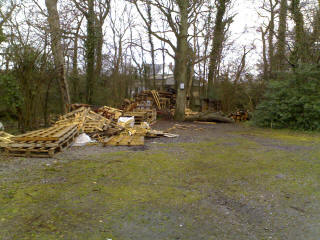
[103,135,144,146]
[167,124,204,132]
[3,105,175,158]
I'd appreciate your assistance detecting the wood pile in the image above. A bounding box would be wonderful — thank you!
[145,109,157,125]
[4,107,119,157]
[0,131,13,149]
[123,90,176,112]
[123,111,148,125]
[2,106,175,158]
[82,111,111,133]
[55,107,90,130]
[229,110,249,122]
[55,107,121,140]
[95,106,123,122]
[123,109,157,125]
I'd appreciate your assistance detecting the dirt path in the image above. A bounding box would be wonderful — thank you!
[0,121,320,240]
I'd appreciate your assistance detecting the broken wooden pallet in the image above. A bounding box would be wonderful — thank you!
[96,106,123,121]
[151,90,161,110]
[5,124,78,158]
[0,131,13,149]
[103,135,144,146]
[82,111,111,133]
[123,111,148,124]
[55,107,90,130]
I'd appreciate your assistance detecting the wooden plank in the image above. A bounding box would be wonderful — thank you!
[11,125,71,142]
[104,135,144,146]
[52,125,77,138]
[151,90,161,110]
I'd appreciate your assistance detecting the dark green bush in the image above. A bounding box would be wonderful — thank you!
[253,65,320,131]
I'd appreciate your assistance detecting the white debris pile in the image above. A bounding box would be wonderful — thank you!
[72,133,95,147]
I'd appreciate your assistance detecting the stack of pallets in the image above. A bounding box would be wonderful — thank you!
[123,111,148,125]
[144,109,157,124]
[5,124,79,158]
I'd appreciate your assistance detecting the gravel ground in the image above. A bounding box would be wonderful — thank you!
[0,121,319,240]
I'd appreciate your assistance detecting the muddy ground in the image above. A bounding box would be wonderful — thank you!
[0,120,320,240]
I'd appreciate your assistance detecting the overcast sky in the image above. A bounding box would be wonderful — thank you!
[31,0,271,73]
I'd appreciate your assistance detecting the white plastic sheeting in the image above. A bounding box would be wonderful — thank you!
[118,117,135,128]
[72,133,95,147]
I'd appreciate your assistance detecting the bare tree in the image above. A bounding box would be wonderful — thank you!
[290,0,309,64]
[45,0,71,113]
[71,0,111,104]
[146,2,156,89]
[207,0,232,101]
[131,0,205,121]
[275,0,287,71]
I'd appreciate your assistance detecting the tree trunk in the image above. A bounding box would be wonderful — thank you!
[174,2,189,121]
[71,28,79,101]
[146,2,156,89]
[207,0,227,101]
[45,0,70,113]
[275,0,288,71]
[290,0,309,64]
[261,27,269,80]
[95,19,103,79]
[86,0,96,104]
[268,0,276,76]
[184,111,234,123]
[161,41,166,90]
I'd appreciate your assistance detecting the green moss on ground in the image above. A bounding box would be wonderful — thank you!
[0,127,319,239]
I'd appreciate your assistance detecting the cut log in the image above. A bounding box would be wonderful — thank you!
[184,112,234,123]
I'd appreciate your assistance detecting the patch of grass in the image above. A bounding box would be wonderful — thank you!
[235,127,320,146]
[0,127,320,239]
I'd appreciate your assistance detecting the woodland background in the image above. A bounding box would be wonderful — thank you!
[0,0,319,131]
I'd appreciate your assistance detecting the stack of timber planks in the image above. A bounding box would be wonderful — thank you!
[5,124,78,158]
